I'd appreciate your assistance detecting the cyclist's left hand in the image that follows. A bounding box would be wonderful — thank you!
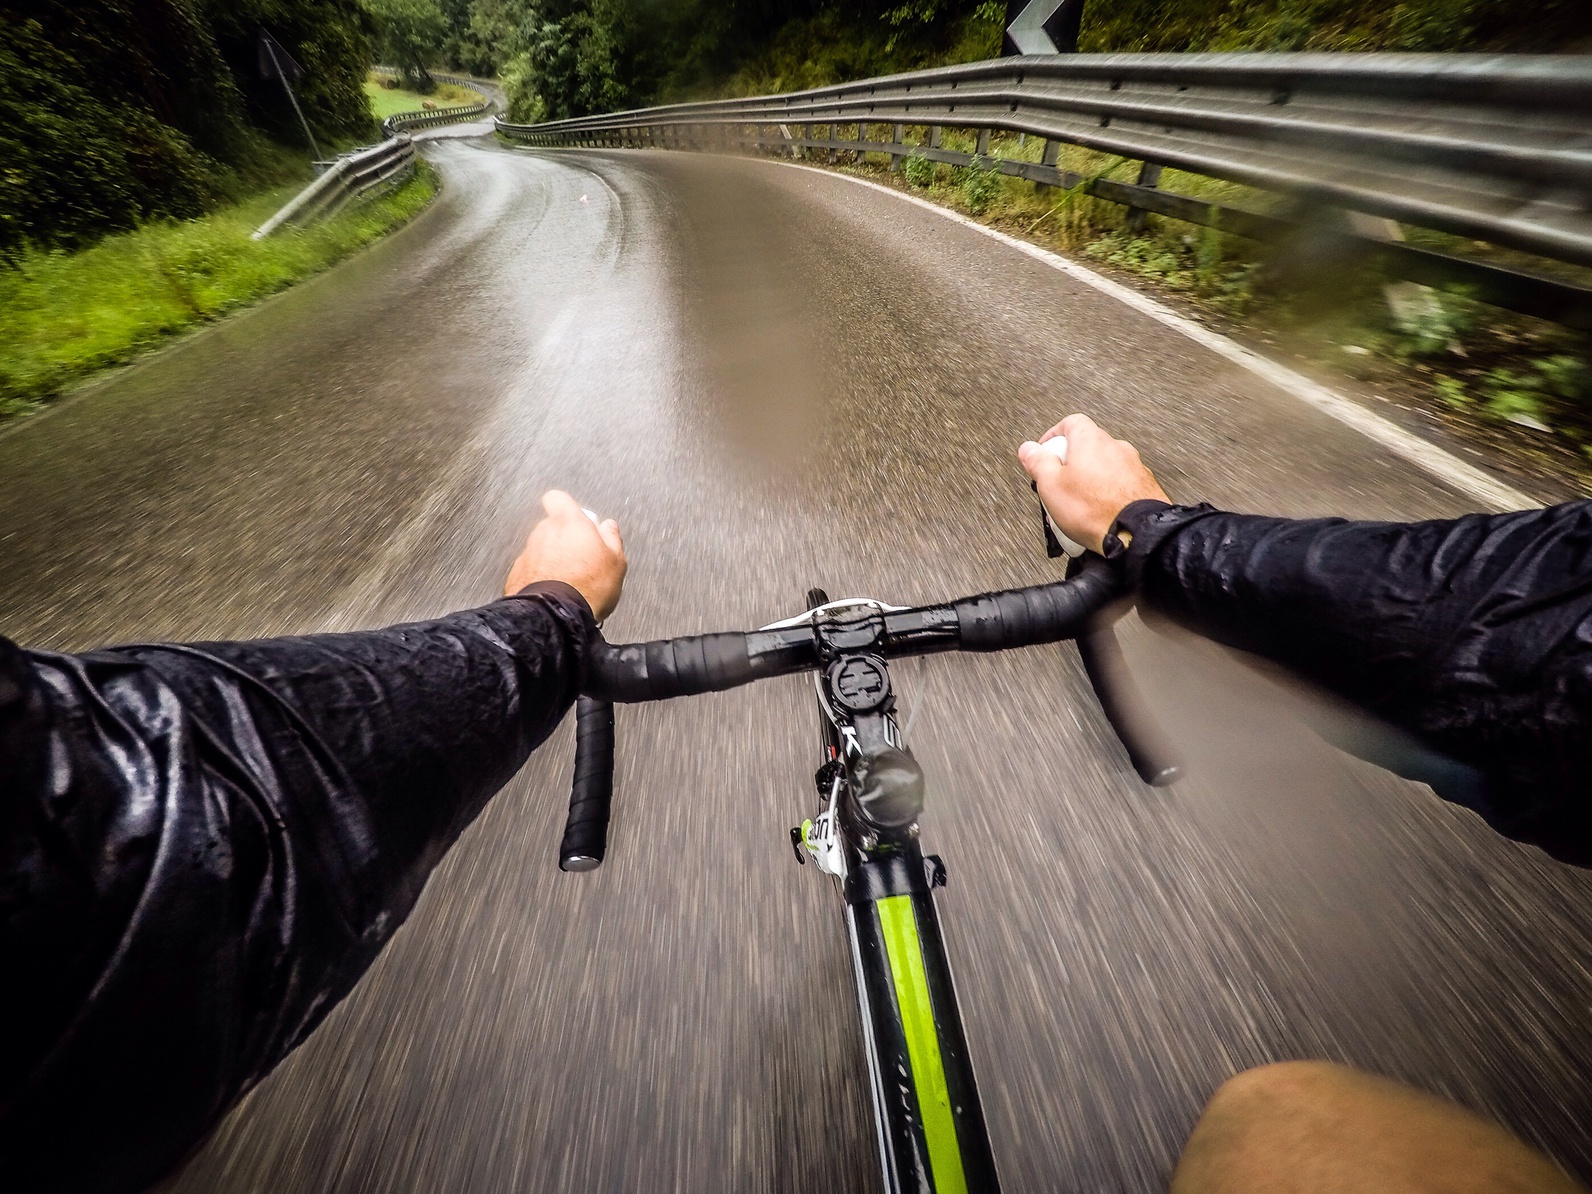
[505,490,627,620]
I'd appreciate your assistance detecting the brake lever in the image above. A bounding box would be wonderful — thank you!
[1066,558,1183,787]
[1032,439,1182,787]
[1029,436,1088,559]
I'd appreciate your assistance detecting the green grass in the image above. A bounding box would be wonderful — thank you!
[0,163,438,422]
[364,75,478,121]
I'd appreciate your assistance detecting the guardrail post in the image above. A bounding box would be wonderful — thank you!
[825,124,836,164]
[890,123,905,172]
[976,127,992,164]
[1125,162,1163,234]
[1038,138,1061,190]
[929,126,942,151]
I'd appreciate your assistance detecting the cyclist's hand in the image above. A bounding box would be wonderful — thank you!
[505,490,627,620]
[1018,414,1169,554]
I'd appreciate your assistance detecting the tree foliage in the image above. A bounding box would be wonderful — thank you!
[368,0,449,89]
[206,0,377,145]
[0,0,375,256]
[483,1,991,121]
[450,0,1589,124]
[1076,0,1592,51]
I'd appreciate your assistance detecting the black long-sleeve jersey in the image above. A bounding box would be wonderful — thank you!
[0,583,594,1193]
[1116,498,1592,867]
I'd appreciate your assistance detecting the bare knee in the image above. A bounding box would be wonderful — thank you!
[1170,1062,1352,1193]
[1202,1060,1350,1121]
[1170,1062,1585,1194]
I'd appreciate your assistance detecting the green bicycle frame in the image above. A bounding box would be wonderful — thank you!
[843,846,1000,1193]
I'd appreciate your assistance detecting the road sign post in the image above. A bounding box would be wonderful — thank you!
[258,30,321,160]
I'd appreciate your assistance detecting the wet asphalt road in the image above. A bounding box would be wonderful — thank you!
[5,131,1592,1192]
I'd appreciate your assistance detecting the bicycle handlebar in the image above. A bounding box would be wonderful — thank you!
[560,696,616,871]
[557,554,1181,871]
[582,554,1125,704]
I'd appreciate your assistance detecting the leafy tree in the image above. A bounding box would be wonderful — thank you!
[368,0,449,89]
[204,0,376,145]
[450,0,518,74]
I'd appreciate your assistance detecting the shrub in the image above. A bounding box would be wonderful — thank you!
[1434,375,1471,409]
[959,163,1000,214]
[902,151,934,188]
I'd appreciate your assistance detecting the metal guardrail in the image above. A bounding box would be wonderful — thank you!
[251,137,416,240]
[496,52,1592,328]
[376,70,500,136]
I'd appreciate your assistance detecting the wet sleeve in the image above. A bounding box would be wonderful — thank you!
[0,582,593,1194]
[1112,498,1592,865]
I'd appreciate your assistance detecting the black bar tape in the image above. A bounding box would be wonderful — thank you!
[560,696,616,871]
[952,556,1122,650]
[585,633,761,702]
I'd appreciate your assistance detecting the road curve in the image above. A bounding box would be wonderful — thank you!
[2,134,1590,1192]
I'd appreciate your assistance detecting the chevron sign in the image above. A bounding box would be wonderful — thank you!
[1003,0,1086,54]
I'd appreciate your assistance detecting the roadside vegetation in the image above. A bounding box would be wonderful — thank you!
[407,0,1592,123]
[1,1,378,258]
[365,73,479,121]
[843,130,1592,491]
[0,4,465,426]
[0,165,436,424]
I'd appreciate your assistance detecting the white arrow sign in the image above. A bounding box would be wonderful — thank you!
[1004,0,1085,55]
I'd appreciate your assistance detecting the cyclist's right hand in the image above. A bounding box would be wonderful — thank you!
[505,490,627,620]
[1019,414,1170,554]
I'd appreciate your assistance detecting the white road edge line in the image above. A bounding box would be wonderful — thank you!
[776,159,1538,513]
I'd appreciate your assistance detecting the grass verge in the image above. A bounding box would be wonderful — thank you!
[836,129,1592,495]
[365,75,479,121]
[0,162,438,425]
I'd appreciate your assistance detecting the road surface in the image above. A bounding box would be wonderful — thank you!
[3,129,1590,1192]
